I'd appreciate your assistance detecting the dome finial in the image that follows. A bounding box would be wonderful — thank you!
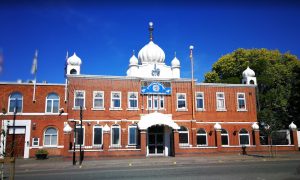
[149,22,154,41]
[132,50,135,56]
[174,51,177,57]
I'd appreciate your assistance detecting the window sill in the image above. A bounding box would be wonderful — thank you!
[197,145,208,147]
[176,108,188,112]
[72,107,86,110]
[109,108,123,111]
[179,144,191,147]
[237,109,247,112]
[110,145,122,148]
[216,109,227,112]
[196,108,205,112]
[91,108,105,111]
[42,145,58,148]
[126,145,137,148]
[45,112,59,115]
[146,108,165,111]
[127,108,139,111]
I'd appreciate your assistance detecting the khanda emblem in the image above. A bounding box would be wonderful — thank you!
[151,64,160,76]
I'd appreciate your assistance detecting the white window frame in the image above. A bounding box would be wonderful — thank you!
[73,90,85,109]
[239,129,250,146]
[176,93,187,111]
[92,91,105,110]
[43,127,58,147]
[92,125,103,146]
[216,92,226,111]
[32,137,39,147]
[196,128,208,146]
[45,93,60,114]
[75,125,85,146]
[128,125,138,146]
[147,95,164,110]
[178,126,189,146]
[8,92,23,113]
[221,129,229,146]
[195,92,205,111]
[127,92,139,110]
[110,91,122,110]
[237,92,247,111]
[111,124,121,147]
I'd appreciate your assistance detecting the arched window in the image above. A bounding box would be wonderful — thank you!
[239,128,250,145]
[178,126,189,145]
[44,127,58,146]
[111,124,121,147]
[46,93,59,113]
[8,92,23,113]
[128,124,138,145]
[93,125,103,146]
[221,129,229,146]
[197,128,207,146]
[70,69,77,74]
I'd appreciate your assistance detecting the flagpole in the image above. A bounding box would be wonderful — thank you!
[189,45,195,120]
[64,51,69,102]
[32,49,38,102]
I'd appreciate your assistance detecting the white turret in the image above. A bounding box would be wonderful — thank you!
[127,53,139,77]
[242,66,257,85]
[171,53,180,78]
[67,52,82,75]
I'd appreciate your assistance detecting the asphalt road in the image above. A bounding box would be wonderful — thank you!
[15,159,300,180]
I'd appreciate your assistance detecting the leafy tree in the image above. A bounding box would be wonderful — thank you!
[204,48,300,130]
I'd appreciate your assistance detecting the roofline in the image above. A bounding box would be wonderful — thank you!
[0,82,65,86]
[196,82,257,87]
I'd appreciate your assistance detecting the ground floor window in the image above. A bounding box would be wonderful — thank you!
[75,125,85,145]
[239,128,250,145]
[111,124,120,146]
[178,126,189,146]
[93,125,102,146]
[44,127,58,146]
[221,129,229,146]
[128,125,138,145]
[197,128,207,146]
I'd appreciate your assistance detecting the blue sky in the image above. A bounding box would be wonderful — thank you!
[0,1,300,83]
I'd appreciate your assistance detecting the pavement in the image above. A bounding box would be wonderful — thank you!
[12,151,300,172]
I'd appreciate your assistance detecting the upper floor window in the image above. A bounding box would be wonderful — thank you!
[216,92,226,111]
[74,90,85,108]
[110,92,121,109]
[128,92,138,109]
[237,93,246,111]
[196,128,207,146]
[93,91,104,109]
[147,95,164,110]
[239,128,250,146]
[128,125,138,146]
[8,92,23,113]
[93,125,103,146]
[44,127,58,146]
[178,126,189,146]
[46,93,59,113]
[196,92,204,111]
[177,93,187,110]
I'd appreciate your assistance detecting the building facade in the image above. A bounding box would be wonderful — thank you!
[0,23,298,159]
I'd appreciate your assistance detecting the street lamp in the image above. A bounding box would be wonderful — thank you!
[79,106,84,166]
[63,122,75,165]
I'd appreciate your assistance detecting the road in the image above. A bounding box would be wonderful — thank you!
[15,159,300,180]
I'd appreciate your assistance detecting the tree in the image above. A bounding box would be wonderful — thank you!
[204,48,300,130]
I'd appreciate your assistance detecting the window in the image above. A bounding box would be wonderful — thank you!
[239,128,250,145]
[196,92,204,111]
[8,92,23,113]
[177,93,187,110]
[46,93,59,113]
[111,124,121,146]
[93,91,104,109]
[237,93,246,110]
[128,92,138,109]
[221,129,229,146]
[93,125,103,146]
[74,90,85,108]
[178,126,189,145]
[147,95,164,110]
[75,125,85,145]
[44,127,58,146]
[32,137,39,147]
[197,128,207,146]
[111,92,121,109]
[216,92,226,111]
[128,125,138,145]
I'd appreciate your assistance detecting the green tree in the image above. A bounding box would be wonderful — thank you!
[204,48,300,130]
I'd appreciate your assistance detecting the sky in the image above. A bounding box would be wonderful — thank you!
[0,0,300,83]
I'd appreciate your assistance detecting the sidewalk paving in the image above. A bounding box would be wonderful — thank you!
[11,151,300,172]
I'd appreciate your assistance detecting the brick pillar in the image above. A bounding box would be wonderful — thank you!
[291,130,299,151]
[215,130,222,149]
[173,130,180,156]
[63,133,71,157]
[103,131,110,152]
[254,130,260,147]
[191,128,197,147]
[140,130,147,155]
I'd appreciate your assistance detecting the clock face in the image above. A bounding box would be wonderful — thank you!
[152,84,159,92]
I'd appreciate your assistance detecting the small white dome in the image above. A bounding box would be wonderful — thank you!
[214,123,222,130]
[138,41,165,64]
[63,123,72,133]
[67,52,82,66]
[171,56,180,67]
[251,122,259,130]
[289,122,297,130]
[129,54,138,66]
[242,66,255,77]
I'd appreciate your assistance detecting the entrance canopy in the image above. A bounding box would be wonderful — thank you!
[138,111,180,130]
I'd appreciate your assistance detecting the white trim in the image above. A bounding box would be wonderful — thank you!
[29,145,64,149]
[176,93,187,111]
[221,129,229,146]
[1,120,31,158]
[128,92,138,109]
[216,92,226,111]
[196,128,208,146]
[147,95,165,110]
[196,121,255,124]
[45,93,60,113]
[239,128,250,146]
[195,92,205,111]
[178,126,189,146]
[138,112,180,130]
[196,82,257,87]
[237,92,247,111]
[128,125,138,146]
[180,146,218,149]
[1,112,68,116]
[8,92,23,113]
[32,137,39,147]
[111,91,122,109]
[43,127,58,147]
[93,91,104,109]
[108,148,141,151]
[74,90,85,109]
[92,125,103,146]
[111,124,121,146]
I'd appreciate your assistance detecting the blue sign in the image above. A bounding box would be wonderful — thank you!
[141,82,171,95]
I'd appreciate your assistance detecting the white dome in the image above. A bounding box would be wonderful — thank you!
[214,123,222,130]
[138,41,165,64]
[242,66,255,77]
[171,56,180,67]
[129,54,138,66]
[67,52,82,66]
[289,122,297,130]
[251,122,259,130]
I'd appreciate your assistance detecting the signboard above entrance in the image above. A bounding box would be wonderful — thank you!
[141,81,171,95]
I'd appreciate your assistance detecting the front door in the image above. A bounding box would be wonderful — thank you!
[148,126,164,155]
[5,126,26,158]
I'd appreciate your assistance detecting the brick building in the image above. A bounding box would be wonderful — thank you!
[0,23,298,159]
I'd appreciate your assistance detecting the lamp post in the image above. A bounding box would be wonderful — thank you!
[79,106,83,166]
[63,122,75,165]
[189,45,195,146]
[72,121,77,165]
